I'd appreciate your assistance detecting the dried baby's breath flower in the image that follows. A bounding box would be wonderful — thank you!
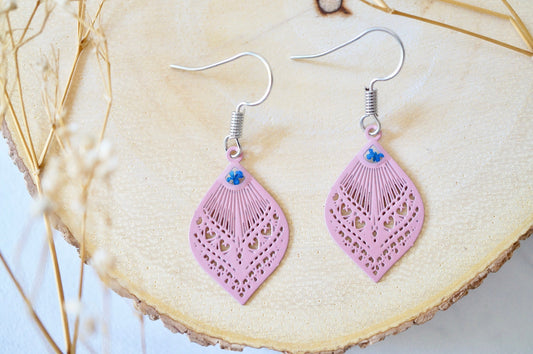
[41,158,61,195]
[95,140,117,183]
[80,316,97,340]
[53,0,67,7]
[0,0,17,13]
[67,132,114,180]
[65,299,82,317]
[54,106,67,126]
[56,121,77,140]
[36,56,51,77]
[52,0,78,17]
[30,196,54,217]
[78,135,99,172]
[90,249,115,280]
[43,130,116,214]
[97,140,112,161]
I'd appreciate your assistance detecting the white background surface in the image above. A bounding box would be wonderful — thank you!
[1,136,532,354]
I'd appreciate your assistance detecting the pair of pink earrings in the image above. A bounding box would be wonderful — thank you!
[171,28,424,304]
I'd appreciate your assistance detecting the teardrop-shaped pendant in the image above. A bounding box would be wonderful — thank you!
[189,148,289,304]
[325,127,424,282]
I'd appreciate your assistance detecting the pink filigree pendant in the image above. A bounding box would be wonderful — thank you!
[325,126,424,282]
[189,147,289,304]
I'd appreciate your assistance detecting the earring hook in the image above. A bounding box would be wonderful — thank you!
[170,51,273,157]
[290,27,404,136]
[170,51,273,113]
[290,27,404,91]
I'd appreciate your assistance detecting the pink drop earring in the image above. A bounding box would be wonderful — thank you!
[291,28,425,282]
[170,52,289,304]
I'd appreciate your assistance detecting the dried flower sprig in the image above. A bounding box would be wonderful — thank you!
[359,0,533,56]
[1,0,114,353]
[0,250,62,353]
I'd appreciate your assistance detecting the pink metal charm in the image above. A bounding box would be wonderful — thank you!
[325,126,424,281]
[189,147,289,304]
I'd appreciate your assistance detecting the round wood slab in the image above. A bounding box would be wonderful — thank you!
[3,1,532,352]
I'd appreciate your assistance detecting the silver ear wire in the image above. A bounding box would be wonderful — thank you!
[290,27,405,136]
[171,52,273,157]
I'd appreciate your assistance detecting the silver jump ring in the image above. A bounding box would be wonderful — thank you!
[359,114,381,136]
[224,136,242,158]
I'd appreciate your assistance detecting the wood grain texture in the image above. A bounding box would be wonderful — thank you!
[3,1,533,353]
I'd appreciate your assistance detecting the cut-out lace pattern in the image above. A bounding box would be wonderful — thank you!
[325,137,424,282]
[190,159,289,304]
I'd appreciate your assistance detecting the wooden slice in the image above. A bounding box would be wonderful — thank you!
[3,1,532,352]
